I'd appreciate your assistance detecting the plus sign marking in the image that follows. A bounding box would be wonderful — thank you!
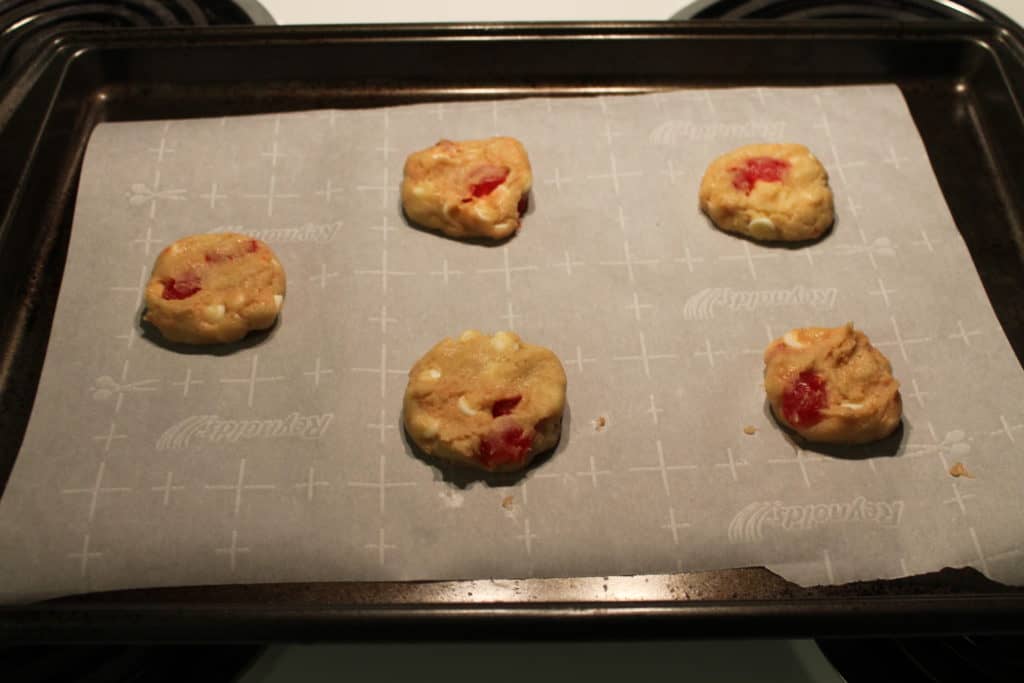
[68,533,102,578]
[948,320,983,347]
[243,174,298,217]
[370,305,397,334]
[477,246,537,292]
[613,332,677,379]
[303,357,334,388]
[944,481,975,515]
[367,407,397,444]
[205,458,276,517]
[625,291,654,321]
[62,461,132,523]
[310,263,340,289]
[564,345,597,374]
[109,264,149,310]
[148,124,175,162]
[295,467,330,502]
[599,240,659,284]
[92,421,127,453]
[430,258,463,286]
[220,354,285,408]
[613,332,677,378]
[351,344,407,399]
[694,338,729,369]
[628,440,696,496]
[347,455,417,514]
[661,507,691,545]
[717,241,779,280]
[151,471,184,506]
[215,529,250,573]
[131,225,163,255]
[172,367,204,398]
[200,182,227,209]
[586,152,642,195]
[768,446,813,488]
[714,448,748,482]
[516,518,538,556]
[544,168,573,192]
[365,526,398,566]
[315,178,343,203]
[354,250,414,295]
[873,316,932,362]
[576,455,612,489]
[551,250,584,276]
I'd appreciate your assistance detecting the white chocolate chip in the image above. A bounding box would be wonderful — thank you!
[418,416,440,438]
[490,331,519,352]
[840,402,864,409]
[457,395,478,416]
[492,220,516,237]
[459,330,482,342]
[203,304,226,322]
[472,202,499,222]
[273,294,283,310]
[748,216,777,238]
[419,368,442,382]
[783,331,807,349]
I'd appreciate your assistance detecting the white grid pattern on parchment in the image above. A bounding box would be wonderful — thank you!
[0,85,1023,603]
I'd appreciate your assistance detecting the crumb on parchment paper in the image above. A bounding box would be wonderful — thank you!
[593,416,607,431]
[501,495,515,510]
[743,425,757,435]
[949,462,974,478]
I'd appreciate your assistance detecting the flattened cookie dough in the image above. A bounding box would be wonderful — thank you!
[764,323,901,444]
[401,137,532,240]
[403,330,566,472]
[144,233,285,344]
[699,143,834,242]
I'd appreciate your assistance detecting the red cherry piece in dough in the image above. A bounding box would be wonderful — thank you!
[781,370,828,427]
[161,276,201,300]
[729,157,790,195]
[478,423,534,468]
[491,395,522,417]
[469,169,509,198]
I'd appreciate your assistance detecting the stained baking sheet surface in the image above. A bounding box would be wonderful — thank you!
[1,85,1022,603]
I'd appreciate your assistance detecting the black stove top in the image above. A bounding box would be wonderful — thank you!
[673,0,1015,22]
[0,0,269,81]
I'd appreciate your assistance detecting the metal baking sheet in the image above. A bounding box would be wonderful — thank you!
[1,22,1023,639]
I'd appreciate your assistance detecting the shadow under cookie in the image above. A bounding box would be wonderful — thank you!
[138,305,280,356]
[399,402,571,489]
[762,398,906,459]
[398,193,533,248]
[702,209,837,250]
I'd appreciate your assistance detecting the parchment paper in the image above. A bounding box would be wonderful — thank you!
[2,86,1022,603]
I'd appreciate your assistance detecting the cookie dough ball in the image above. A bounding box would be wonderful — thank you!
[401,137,532,240]
[763,323,901,444]
[699,143,834,242]
[143,233,285,344]
[403,330,566,472]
